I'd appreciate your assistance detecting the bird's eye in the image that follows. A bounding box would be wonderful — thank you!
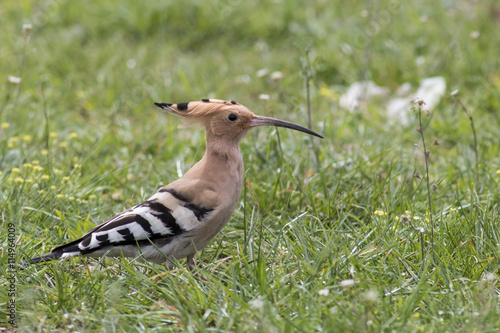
[228,113,238,121]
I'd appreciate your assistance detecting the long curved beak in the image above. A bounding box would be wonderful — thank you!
[250,116,323,138]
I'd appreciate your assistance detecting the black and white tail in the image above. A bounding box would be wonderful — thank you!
[23,240,82,264]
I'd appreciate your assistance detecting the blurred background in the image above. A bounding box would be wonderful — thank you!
[3,1,499,128]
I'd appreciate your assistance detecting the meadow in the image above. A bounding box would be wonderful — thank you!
[1,0,500,331]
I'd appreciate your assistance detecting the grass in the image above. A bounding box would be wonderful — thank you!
[1,0,500,331]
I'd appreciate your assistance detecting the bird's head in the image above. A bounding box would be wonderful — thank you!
[155,99,323,142]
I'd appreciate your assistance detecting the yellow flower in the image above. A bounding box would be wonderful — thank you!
[7,137,19,148]
[34,166,44,172]
[59,141,67,148]
[41,149,49,155]
[89,194,96,200]
[56,194,64,199]
[73,164,82,169]
[54,169,62,175]
[450,207,457,212]
[12,167,20,173]
[496,170,500,175]
[25,178,33,183]
[32,160,40,165]
[50,185,57,190]
[22,135,32,143]
[319,86,338,99]
[14,177,24,183]
[1,122,9,129]
[69,132,78,139]
[38,190,45,194]
[23,163,33,169]
[374,210,387,216]
[76,90,87,98]
[41,175,50,180]
[68,196,75,201]
[62,176,70,181]
[49,132,57,139]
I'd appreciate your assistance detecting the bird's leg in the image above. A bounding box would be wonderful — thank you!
[164,260,174,270]
[186,254,196,270]
[186,254,209,282]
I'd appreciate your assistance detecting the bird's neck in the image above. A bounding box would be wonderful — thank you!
[172,131,244,213]
[203,133,243,172]
[206,133,241,158]
[183,132,244,185]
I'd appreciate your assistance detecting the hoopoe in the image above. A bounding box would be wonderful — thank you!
[27,99,322,267]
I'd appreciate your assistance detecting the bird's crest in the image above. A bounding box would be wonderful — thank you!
[154,99,255,132]
[154,99,323,138]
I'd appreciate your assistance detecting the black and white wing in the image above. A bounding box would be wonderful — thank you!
[28,188,214,264]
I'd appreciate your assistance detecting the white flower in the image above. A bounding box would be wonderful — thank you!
[482,272,497,283]
[127,59,136,69]
[339,279,355,288]
[270,71,283,81]
[8,76,21,84]
[318,288,329,296]
[22,24,33,35]
[256,68,268,77]
[362,289,379,302]
[236,74,251,84]
[259,94,270,100]
[249,297,264,310]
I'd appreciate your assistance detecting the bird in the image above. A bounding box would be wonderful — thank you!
[26,99,322,267]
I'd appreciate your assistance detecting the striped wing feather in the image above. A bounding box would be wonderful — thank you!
[51,189,214,257]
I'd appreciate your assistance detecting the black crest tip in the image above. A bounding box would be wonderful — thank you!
[154,102,173,109]
[176,102,189,111]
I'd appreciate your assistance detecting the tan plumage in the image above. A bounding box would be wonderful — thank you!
[27,99,322,267]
